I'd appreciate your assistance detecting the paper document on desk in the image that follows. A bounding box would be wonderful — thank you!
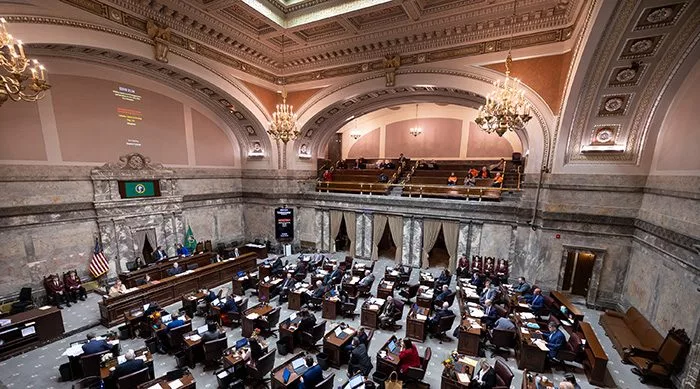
[146,384,163,389]
[63,343,85,357]
[459,356,478,367]
[168,379,184,389]
[416,314,427,321]
[456,373,471,384]
[469,309,484,318]
[521,328,529,334]
[369,305,379,311]
[467,302,479,308]
[519,312,535,320]
[136,355,147,362]
[518,303,529,308]
[471,323,482,330]
[217,370,229,379]
[534,339,550,351]
[246,313,260,320]
[38,305,52,310]
[351,277,360,284]
[561,319,572,326]
[0,319,11,326]
[343,328,355,335]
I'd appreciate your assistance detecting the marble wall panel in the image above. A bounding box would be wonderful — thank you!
[322,211,330,251]
[314,210,324,250]
[0,180,94,207]
[216,205,245,242]
[296,206,316,245]
[469,223,482,259]
[412,219,423,268]
[242,203,276,242]
[457,223,469,258]
[639,191,700,239]
[355,213,364,257]
[178,178,242,196]
[479,223,512,260]
[402,218,412,265]
[362,213,373,258]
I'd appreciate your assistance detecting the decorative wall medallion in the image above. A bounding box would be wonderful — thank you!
[581,125,624,153]
[598,94,632,116]
[635,3,687,30]
[245,126,256,135]
[608,63,647,87]
[109,8,122,22]
[620,35,664,59]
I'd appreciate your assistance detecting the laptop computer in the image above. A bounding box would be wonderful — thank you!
[334,326,347,339]
[197,325,208,335]
[237,271,246,277]
[235,338,248,350]
[349,374,364,389]
[211,298,220,306]
[282,368,292,383]
[388,340,397,353]
[161,314,172,323]
[292,358,305,371]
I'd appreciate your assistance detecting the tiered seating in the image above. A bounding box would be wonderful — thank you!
[317,168,398,195]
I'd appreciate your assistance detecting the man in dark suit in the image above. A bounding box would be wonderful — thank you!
[153,246,168,261]
[429,301,455,332]
[433,269,451,293]
[434,285,452,307]
[482,299,499,328]
[270,256,284,276]
[82,332,111,355]
[358,270,375,288]
[279,273,295,303]
[311,281,328,299]
[221,296,239,314]
[539,322,566,359]
[166,311,185,330]
[201,322,224,343]
[112,349,146,379]
[324,265,341,286]
[348,337,373,376]
[298,309,317,333]
[298,356,323,389]
[167,262,183,276]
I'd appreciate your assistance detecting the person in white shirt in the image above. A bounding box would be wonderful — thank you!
[472,360,496,388]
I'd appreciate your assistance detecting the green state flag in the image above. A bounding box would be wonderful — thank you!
[124,181,155,198]
[184,225,197,253]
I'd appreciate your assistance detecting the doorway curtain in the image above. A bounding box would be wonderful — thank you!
[442,221,459,271]
[421,219,442,268]
[344,211,356,257]
[387,216,403,263]
[330,210,343,251]
[371,215,388,260]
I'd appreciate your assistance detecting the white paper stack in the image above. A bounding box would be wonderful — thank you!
[246,313,260,320]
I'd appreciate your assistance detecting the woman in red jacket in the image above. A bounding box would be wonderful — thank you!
[397,338,421,378]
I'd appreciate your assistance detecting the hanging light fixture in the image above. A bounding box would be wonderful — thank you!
[0,17,51,107]
[409,103,422,137]
[474,2,532,137]
[268,34,299,144]
[350,118,361,140]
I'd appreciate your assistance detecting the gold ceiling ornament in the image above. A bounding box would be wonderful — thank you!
[268,34,299,144]
[0,17,51,107]
[474,2,531,137]
[409,103,422,137]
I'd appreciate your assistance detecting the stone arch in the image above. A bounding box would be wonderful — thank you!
[292,68,555,173]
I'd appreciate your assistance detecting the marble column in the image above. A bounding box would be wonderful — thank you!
[412,219,423,268]
[355,213,364,258]
[322,211,330,251]
[402,217,412,266]
[315,209,324,250]
[357,213,372,259]
[468,222,482,259]
[457,223,469,257]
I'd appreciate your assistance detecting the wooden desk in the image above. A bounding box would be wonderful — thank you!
[550,291,584,326]
[440,355,477,389]
[342,277,361,297]
[360,298,385,329]
[419,272,435,288]
[259,264,272,280]
[239,243,268,259]
[520,371,554,389]
[279,316,303,352]
[119,252,215,287]
[416,286,434,309]
[271,352,306,389]
[457,318,482,357]
[0,306,64,359]
[580,321,608,386]
[259,278,283,303]
[513,313,548,373]
[182,326,224,367]
[351,262,373,277]
[100,348,154,380]
[99,253,257,327]
[322,297,341,320]
[375,336,400,375]
[323,325,356,368]
[241,303,274,338]
[137,372,196,389]
[232,272,256,296]
[377,279,395,300]
[181,291,205,318]
[406,306,430,343]
[223,351,245,369]
[288,290,304,311]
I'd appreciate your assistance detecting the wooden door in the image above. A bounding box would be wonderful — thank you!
[571,252,596,296]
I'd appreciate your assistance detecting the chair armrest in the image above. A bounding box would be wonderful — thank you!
[603,310,625,319]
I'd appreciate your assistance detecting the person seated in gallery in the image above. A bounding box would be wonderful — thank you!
[111,349,146,379]
[322,169,333,182]
[176,243,190,257]
[335,160,347,169]
[537,322,566,360]
[491,172,504,187]
[447,172,458,185]
[469,167,479,178]
[82,332,112,355]
[428,301,455,332]
[46,274,70,308]
[398,153,407,164]
[63,270,87,302]
[488,158,506,172]
[456,255,470,277]
[378,171,389,183]
[167,262,183,276]
[427,159,439,170]
[153,246,168,261]
[464,173,476,187]
[384,159,396,169]
[416,160,428,169]
[108,279,128,297]
[479,166,490,178]
[353,158,364,169]
[375,160,385,169]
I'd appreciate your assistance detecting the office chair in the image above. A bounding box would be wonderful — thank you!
[203,337,228,371]
[301,320,326,352]
[248,348,276,388]
[431,314,457,343]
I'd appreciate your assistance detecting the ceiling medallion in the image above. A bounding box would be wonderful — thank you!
[629,39,652,53]
[646,8,673,23]
[605,98,623,112]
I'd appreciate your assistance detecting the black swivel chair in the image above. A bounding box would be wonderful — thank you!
[260,307,281,338]
[301,320,327,352]
[405,347,431,385]
[431,314,457,343]
[80,350,111,379]
[399,283,420,304]
[317,373,335,389]
[203,337,228,370]
[116,367,150,389]
[248,348,276,388]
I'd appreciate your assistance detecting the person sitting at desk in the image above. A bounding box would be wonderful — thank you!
[470,360,496,389]
[479,279,498,305]
[167,262,183,276]
[429,301,455,332]
[166,311,185,330]
[324,265,342,286]
[358,270,375,288]
[221,295,239,314]
[153,246,168,261]
[491,315,515,332]
[513,277,531,295]
[524,288,545,314]
[469,272,483,288]
[136,274,156,286]
[311,280,328,299]
[447,172,458,186]
[279,273,295,304]
[63,270,87,303]
[270,256,284,276]
[82,332,112,355]
[482,299,499,328]
[211,253,223,263]
[557,383,575,389]
[433,269,451,292]
[434,285,452,307]
[176,243,190,257]
[379,296,401,329]
[295,260,308,278]
[108,280,127,297]
[398,338,421,379]
[348,337,373,377]
[537,322,566,360]
[112,349,146,379]
[201,321,225,342]
[298,355,323,389]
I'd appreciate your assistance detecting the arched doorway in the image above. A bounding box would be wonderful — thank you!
[428,229,450,269]
[377,223,396,260]
[335,218,350,252]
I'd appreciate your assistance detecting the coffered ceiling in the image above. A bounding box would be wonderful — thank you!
[52,0,585,84]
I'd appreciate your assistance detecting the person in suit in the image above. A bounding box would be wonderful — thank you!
[279,273,295,304]
[513,277,531,294]
[397,338,421,379]
[433,269,451,293]
[63,271,87,302]
[166,311,185,330]
[491,316,515,331]
[429,301,455,332]
[434,285,452,307]
[298,309,317,333]
[324,265,341,286]
[46,275,70,308]
[167,262,183,276]
[348,337,373,377]
[538,322,566,359]
[176,244,190,257]
[311,280,328,299]
[295,260,308,278]
[526,288,545,314]
[201,322,224,343]
[298,355,323,389]
[356,327,369,345]
[153,246,168,261]
[82,332,111,355]
[358,270,375,287]
[470,360,496,389]
[479,280,498,305]
[456,255,469,277]
[379,296,401,329]
[270,256,284,276]
[482,299,499,328]
[112,349,146,379]
[470,272,483,288]
[221,295,239,314]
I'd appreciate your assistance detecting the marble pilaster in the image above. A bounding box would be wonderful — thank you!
[363,214,372,258]
[322,210,330,251]
[355,213,364,257]
[469,222,482,259]
[402,217,412,265]
[314,209,324,250]
[457,223,469,257]
[412,218,423,268]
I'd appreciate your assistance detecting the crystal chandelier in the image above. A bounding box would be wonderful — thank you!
[474,4,531,137]
[409,104,422,137]
[267,35,299,144]
[0,17,51,107]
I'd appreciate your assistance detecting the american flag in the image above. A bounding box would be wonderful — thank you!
[89,239,110,278]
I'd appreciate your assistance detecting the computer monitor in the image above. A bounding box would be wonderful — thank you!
[292,358,305,371]
[349,374,363,389]
[161,314,172,323]
[197,325,208,335]
[334,327,343,337]
[388,340,397,353]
